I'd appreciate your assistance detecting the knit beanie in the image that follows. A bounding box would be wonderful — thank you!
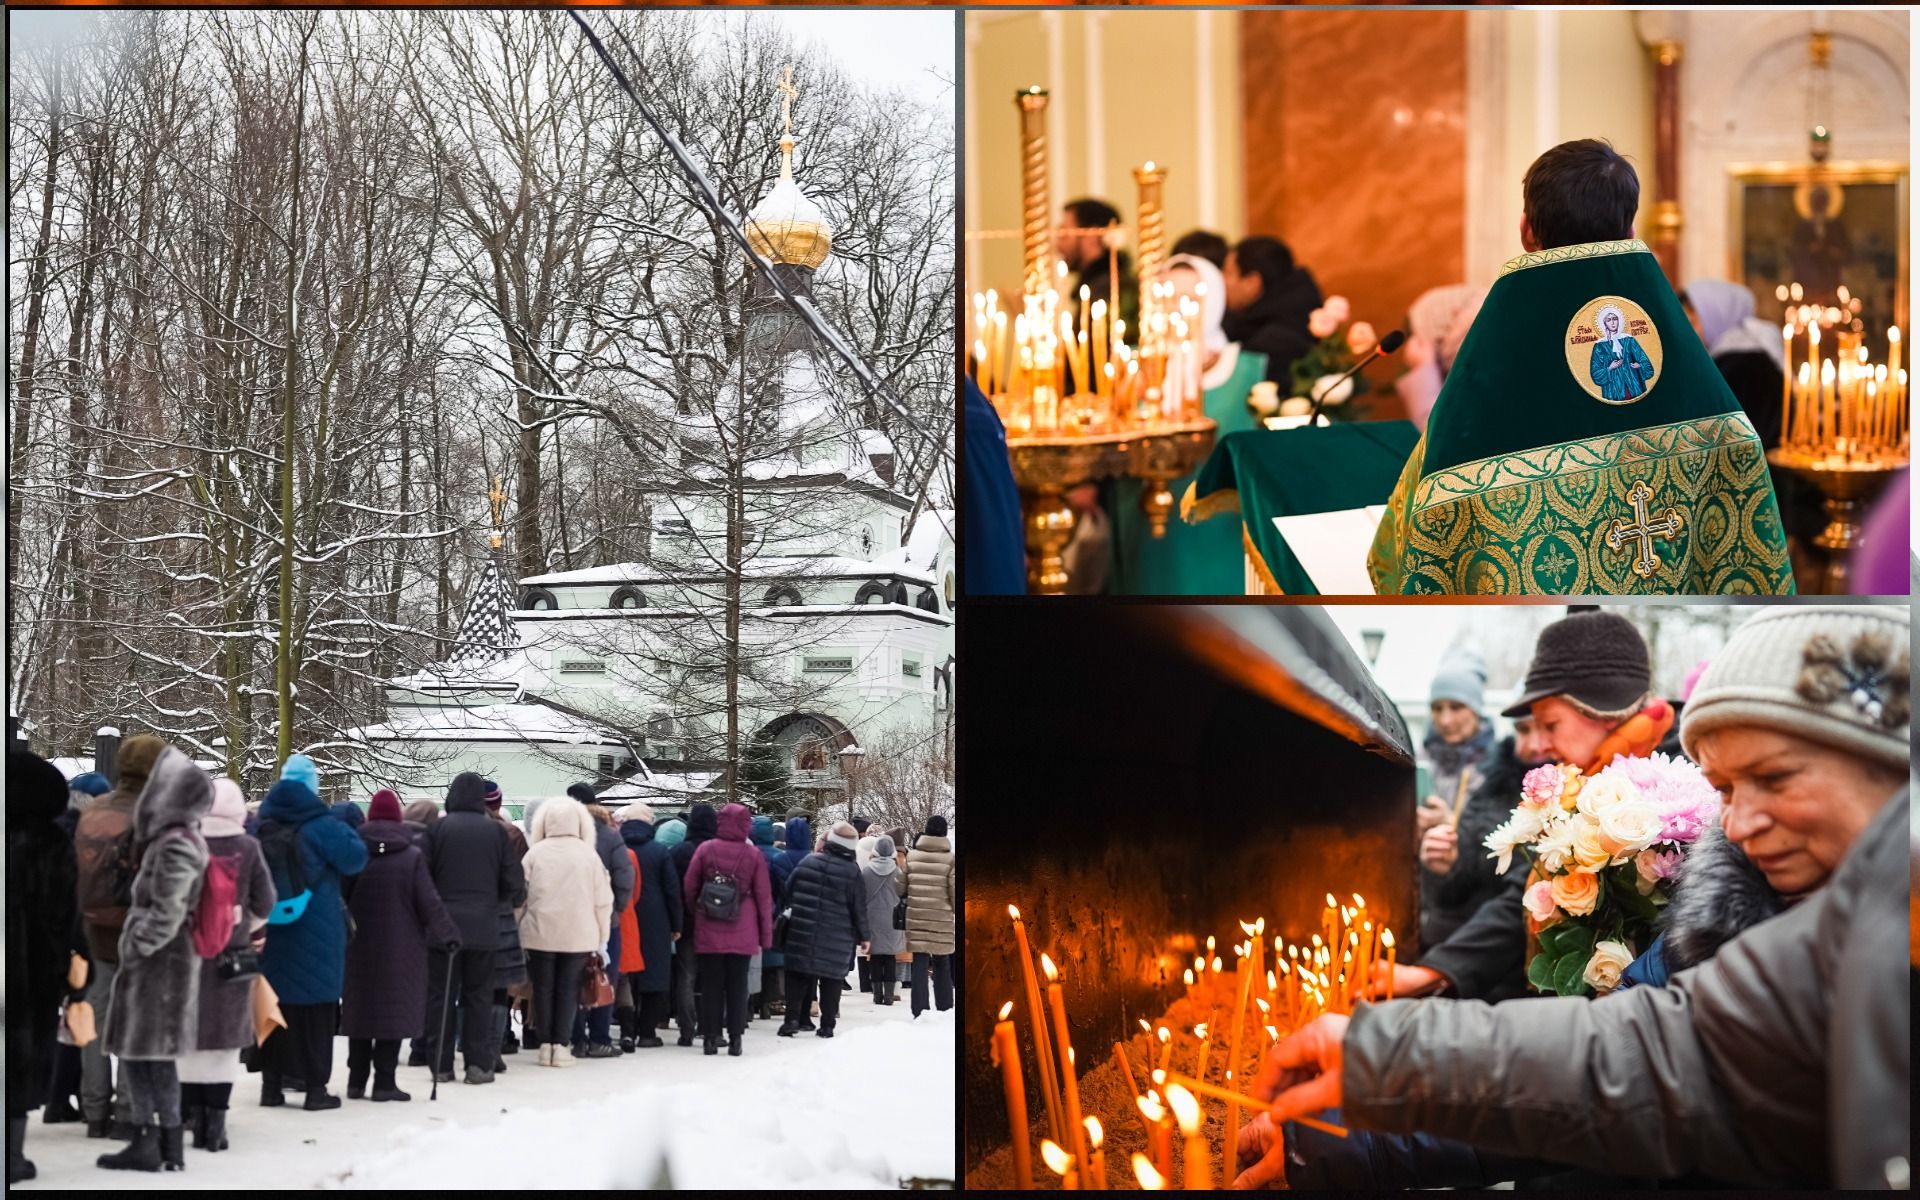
[851,816,872,835]
[70,771,112,796]
[368,788,404,823]
[1502,612,1651,718]
[117,734,168,790]
[403,799,442,827]
[1429,647,1487,715]
[616,801,655,825]
[656,818,687,847]
[280,752,320,796]
[828,820,860,852]
[924,814,948,838]
[1682,606,1909,771]
[483,780,504,811]
[873,834,896,858]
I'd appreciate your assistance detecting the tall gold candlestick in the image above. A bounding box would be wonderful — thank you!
[1015,87,1053,296]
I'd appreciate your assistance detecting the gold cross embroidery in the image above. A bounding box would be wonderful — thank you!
[1604,479,1682,579]
[777,65,799,136]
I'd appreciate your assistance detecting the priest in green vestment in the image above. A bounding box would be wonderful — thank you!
[1113,254,1269,594]
[1369,140,1795,595]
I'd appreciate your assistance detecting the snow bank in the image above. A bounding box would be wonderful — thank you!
[16,990,953,1191]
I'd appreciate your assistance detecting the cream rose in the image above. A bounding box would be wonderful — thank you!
[1577,771,1641,818]
[1346,321,1378,356]
[1581,940,1634,993]
[1570,817,1612,873]
[1323,295,1351,323]
[1523,879,1559,924]
[1308,307,1340,338]
[1549,870,1600,916]
[1597,801,1663,860]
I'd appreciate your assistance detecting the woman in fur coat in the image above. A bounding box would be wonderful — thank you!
[6,750,83,1183]
[99,747,213,1174]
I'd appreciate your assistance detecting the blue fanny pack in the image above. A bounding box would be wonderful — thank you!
[267,889,312,925]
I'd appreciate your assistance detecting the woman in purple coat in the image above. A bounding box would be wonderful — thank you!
[679,804,773,1057]
[340,791,461,1101]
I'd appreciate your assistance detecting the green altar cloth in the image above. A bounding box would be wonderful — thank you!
[1367,239,1794,595]
[1114,346,1269,594]
[1183,420,1421,594]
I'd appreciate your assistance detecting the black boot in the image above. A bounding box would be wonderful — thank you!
[703,1038,719,1056]
[817,1020,835,1038]
[87,1117,112,1139]
[201,1107,229,1152]
[42,1095,82,1125]
[371,1069,411,1102]
[261,1075,286,1108]
[728,1037,743,1057]
[158,1124,185,1172]
[186,1101,207,1147]
[97,1124,161,1172]
[7,1115,34,1184]
[491,1004,512,1073]
[303,1089,341,1112]
[777,1022,798,1037]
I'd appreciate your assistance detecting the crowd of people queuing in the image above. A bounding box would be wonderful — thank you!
[1232,606,1910,1190]
[5,749,956,1181]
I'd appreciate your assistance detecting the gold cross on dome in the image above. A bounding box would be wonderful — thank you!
[488,477,507,530]
[1604,479,1683,579]
[777,65,799,135]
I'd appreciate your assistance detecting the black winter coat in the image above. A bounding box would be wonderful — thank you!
[594,820,636,916]
[1414,736,1533,1002]
[670,803,718,936]
[781,843,869,980]
[342,821,462,1039]
[7,750,80,1115]
[1223,266,1322,387]
[619,819,683,993]
[426,774,526,949]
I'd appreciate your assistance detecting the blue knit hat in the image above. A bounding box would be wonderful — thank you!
[1429,648,1487,716]
[281,753,320,796]
[69,771,112,796]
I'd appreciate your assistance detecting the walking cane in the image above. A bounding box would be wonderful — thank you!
[431,947,458,1101]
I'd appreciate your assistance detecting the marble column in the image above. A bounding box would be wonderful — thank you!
[1649,39,1683,282]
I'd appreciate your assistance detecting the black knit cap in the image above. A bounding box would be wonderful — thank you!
[1501,612,1651,717]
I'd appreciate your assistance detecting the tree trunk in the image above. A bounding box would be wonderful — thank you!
[276,28,312,767]
[10,55,64,683]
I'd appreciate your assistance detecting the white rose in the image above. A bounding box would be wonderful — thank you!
[1597,801,1663,860]
[1277,396,1312,416]
[1312,374,1355,407]
[1582,940,1635,993]
[1576,771,1641,817]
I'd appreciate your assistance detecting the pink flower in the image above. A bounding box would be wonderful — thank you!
[1523,879,1558,924]
[1308,307,1340,339]
[1521,764,1568,809]
[1323,295,1351,324]
[1346,321,1378,356]
[1603,752,1721,845]
[1633,847,1683,895]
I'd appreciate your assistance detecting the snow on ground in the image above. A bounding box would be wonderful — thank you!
[16,989,954,1190]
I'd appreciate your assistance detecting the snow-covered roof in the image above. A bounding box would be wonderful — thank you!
[347,703,627,747]
[520,555,936,588]
[903,510,952,574]
[597,770,723,801]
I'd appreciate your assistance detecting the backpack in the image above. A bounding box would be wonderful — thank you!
[74,805,139,929]
[257,819,313,925]
[698,868,741,921]
[191,842,241,959]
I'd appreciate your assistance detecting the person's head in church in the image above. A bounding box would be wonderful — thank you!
[1427,648,1486,748]
[1500,611,1652,767]
[1510,713,1554,768]
[1171,229,1229,271]
[1222,236,1295,314]
[1158,256,1228,365]
[1519,138,1639,253]
[1056,197,1122,272]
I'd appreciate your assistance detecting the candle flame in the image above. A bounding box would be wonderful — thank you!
[1166,1084,1201,1134]
[1212,956,1223,973]
[1138,1094,1166,1121]
[1352,893,1365,908]
[1158,1025,1171,1044]
[1139,1018,1153,1034]
[1008,904,1021,920]
[1310,934,1323,949]
[1268,970,1278,990]
[1041,953,1058,982]
[1257,917,1266,934]
[1288,945,1299,959]
[1041,1139,1073,1176]
[1194,1022,1208,1040]
[1069,1047,1076,1066]
[1382,928,1395,949]
[1256,997,1271,1014]
[1278,960,1291,976]
[1152,1068,1166,1084]
[1364,920,1373,932]
[1184,968,1194,986]
[999,1000,1015,1021]
[1133,1153,1168,1190]
[1194,955,1205,973]
[1206,935,1216,951]
[1239,919,1257,936]
[1267,1024,1279,1041]
[1085,1116,1103,1148]
[1892,326,1903,344]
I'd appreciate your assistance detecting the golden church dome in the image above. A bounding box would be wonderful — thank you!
[746,134,833,271]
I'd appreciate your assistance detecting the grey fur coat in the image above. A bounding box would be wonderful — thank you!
[105,748,213,1061]
[1661,819,1785,973]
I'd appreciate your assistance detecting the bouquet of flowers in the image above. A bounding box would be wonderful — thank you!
[1281,295,1379,422]
[1483,752,1721,996]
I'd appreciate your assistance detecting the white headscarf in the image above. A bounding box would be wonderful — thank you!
[1596,304,1629,350]
[1157,253,1240,388]
[1686,278,1785,370]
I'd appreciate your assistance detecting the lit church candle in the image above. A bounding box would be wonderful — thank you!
[1138,1093,1174,1180]
[1008,908,1064,1147]
[1041,954,1091,1170]
[1132,1152,1169,1191]
[1084,1116,1107,1190]
[991,1001,1032,1189]
[1167,1083,1210,1190]
[1041,1138,1078,1190]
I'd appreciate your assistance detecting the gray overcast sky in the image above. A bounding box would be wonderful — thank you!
[761,10,954,109]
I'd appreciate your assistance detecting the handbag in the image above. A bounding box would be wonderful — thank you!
[772,904,793,949]
[216,945,262,982]
[579,957,615,1009]
[892,898,908,931]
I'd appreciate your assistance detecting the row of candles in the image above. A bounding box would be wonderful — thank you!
[994,894,1396,1190]
[968,270,1205,438]
[1778,321,1908,464]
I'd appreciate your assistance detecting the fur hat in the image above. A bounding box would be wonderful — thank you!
[403,798,442,827]
[1681,606,1909,771]
[828,820,860,852]
[567,783,598,806]
[851,816,872,835]
[117,734,168,790]
[1502,612,1650,718]
[615,801,655,825]
[280,753,320,797]
[367,788,404,823]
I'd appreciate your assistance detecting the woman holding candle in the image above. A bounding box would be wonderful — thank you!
[1243,606,1909,1190]
[1110,254,1271,596]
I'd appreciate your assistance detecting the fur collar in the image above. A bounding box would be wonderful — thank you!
[1662,820,1783,973]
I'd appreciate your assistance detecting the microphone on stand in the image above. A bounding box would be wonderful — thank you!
[1307,328,1407,427]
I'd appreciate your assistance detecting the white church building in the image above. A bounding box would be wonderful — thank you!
[344,102,953,818]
